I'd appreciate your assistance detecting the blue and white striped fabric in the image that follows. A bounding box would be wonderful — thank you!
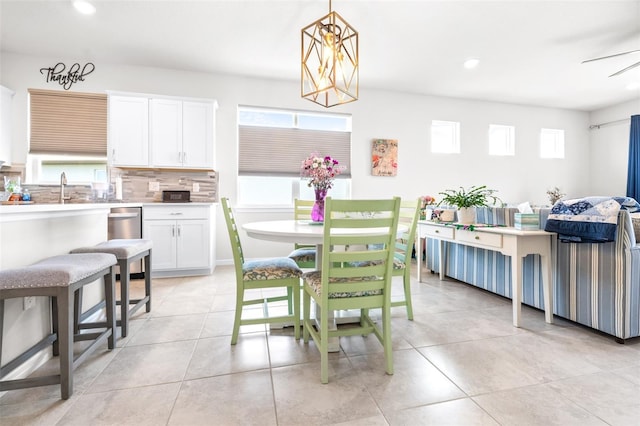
[425,206,640,339]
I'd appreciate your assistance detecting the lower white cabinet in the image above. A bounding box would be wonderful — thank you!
[143,204,216,277]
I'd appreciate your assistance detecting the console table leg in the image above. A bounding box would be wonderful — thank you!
[438,240,445,280]
[541,252,553,324]
[512,256,522,327]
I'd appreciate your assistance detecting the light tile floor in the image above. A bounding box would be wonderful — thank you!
[2,264,639,425]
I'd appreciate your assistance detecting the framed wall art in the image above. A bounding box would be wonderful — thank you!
[371,139,398,176]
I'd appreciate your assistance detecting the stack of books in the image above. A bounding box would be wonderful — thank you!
[515,213,540,230]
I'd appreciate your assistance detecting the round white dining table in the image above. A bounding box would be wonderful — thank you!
[243,219,408,246]
[243,220,326,246]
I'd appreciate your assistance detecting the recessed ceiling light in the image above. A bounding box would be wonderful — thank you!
[626,82,640,91]
[463,58,480,69]
[73,1,96,15]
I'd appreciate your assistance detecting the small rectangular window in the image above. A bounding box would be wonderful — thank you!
[540,128,565,158]
[431,120,460,154]
[488,124,515,156]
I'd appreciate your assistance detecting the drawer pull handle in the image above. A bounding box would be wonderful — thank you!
[170,212,183,215]
[435,230,440,233]
[475,236,480,240]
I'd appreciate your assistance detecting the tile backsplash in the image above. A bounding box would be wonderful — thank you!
[111,168,217,203]
[1,165,217,204]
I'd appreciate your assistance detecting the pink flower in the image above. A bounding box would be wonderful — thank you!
[301,153,345,190]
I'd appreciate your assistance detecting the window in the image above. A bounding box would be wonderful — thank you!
[430,120,460,153]
[27,89,107,183]
[26,155,107,184]
[237,106,352,207]
[540,128,565,158]
[488,124,515,156]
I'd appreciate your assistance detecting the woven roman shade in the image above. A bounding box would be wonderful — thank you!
[238,126,351,177]
[29,89,107,156]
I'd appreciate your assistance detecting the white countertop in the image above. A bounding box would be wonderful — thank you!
[0,202,144,222]
[0,201,218,222]
[0,202,143,214]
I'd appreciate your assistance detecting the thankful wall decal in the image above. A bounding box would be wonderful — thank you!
[40,62,95,90]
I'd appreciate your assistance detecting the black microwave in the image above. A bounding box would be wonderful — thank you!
[162,190,191,203]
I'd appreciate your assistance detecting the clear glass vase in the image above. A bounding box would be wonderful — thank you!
[3,176,21,194]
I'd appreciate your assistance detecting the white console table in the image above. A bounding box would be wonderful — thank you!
[417,221,555,327]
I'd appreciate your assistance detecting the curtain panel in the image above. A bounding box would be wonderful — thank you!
[627,115,640,201]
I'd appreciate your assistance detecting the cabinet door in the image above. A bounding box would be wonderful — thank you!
[182,101,214,169]
[0,86,14,166]
[176,219,210,269]
[143,220,178,271]
[108,96,149,166]
[150,99,183,167]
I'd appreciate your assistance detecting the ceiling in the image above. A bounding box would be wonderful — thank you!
[1,0,639,112]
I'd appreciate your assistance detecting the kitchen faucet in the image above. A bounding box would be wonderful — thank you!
[59,172,70,203]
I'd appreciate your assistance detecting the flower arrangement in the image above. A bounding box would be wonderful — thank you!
[300,153,344,191]
[420,195,436,209]
[546,187,565,205]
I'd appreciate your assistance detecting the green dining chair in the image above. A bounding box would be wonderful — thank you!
[288,199,317,268]
[302,197,401,383]
[389,198,421,320]
[221,198,301,344]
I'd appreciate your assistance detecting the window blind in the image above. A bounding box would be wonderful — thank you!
[29,88,107,156]
[238,126,351,177]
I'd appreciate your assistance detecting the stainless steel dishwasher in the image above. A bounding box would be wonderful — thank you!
[108,206,144,277]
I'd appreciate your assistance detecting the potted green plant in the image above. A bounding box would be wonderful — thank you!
[437,185,502,224]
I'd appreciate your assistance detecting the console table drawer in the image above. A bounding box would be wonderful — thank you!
[422,225,454,239]
[456,230,502,248]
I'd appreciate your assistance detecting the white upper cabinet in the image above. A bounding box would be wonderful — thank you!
[108,95,149,167]
[0,85,15,167]
[182,101,215,168]
[108,91,217,169]
[150,98,183,167]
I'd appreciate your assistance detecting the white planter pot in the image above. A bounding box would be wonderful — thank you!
[456,207,476,224]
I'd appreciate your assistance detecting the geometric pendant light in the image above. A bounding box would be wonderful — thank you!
[301,0,358,107]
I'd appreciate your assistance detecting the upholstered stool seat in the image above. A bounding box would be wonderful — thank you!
[71,239,152,338]
[0,253,117,399]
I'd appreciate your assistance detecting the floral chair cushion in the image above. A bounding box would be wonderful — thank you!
[302,270,382,298]
[243,258,302,281]
[288,247,316,264]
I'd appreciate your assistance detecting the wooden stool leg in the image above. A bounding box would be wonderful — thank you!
[0,300,4,366]
[58,287,74,400]
[119,259,130,338]
[105,267,116,349]
[51,296,60,356]
[144,251,152,312]
[73,287,83,334]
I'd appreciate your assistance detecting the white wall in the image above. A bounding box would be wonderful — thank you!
[588,99,639,196]
[2,52,595,262]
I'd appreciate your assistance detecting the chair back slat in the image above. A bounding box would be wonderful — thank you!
[293,199,315,221]
[394,198,421,263]
[221,198,245,272]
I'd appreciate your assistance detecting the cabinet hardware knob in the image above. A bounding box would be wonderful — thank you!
[475,236,480,240]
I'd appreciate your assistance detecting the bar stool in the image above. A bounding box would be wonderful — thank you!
[0,253,117,400]
[71,239,152,337]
